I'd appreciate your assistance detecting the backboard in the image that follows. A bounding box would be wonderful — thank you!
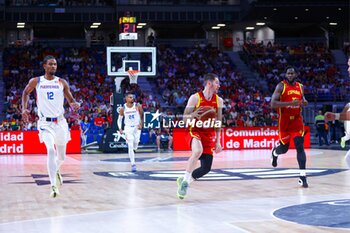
[107,47,156,76]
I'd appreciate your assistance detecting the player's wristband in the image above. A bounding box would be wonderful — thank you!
[335,113,340,120]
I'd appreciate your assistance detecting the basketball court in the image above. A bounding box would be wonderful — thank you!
[1,40,348,233]
[0,1,349,233]
[0,149,349,233]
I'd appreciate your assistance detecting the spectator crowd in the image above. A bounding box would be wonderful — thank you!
[2,42,347,145]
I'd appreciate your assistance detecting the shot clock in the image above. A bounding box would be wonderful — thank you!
[119,16,138,40]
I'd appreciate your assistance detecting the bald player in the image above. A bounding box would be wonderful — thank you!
[270,66,309,188]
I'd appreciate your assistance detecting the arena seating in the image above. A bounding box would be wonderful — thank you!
[0,42,346,136]
[153,44,278,127]
[0,46,160,145]
[243,42,348,102]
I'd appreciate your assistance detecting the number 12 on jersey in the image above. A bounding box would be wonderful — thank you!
[47,92,54,100]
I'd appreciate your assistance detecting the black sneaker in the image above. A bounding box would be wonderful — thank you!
[298,176,308,188]
[271,147,278,167]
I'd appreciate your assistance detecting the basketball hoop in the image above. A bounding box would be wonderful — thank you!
[127,69,139,84]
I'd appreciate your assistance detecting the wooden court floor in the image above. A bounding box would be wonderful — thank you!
[0,149,349,233]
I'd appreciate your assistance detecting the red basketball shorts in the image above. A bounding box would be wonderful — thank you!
[185,128,216,155]
[278,115,305,145]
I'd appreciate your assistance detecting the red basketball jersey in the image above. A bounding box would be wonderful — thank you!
[190,91,219,133]
[195,91,219,112]
[278,80,303,118]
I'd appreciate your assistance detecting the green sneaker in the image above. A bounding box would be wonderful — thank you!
[56,171,63,187]
[177,176,183,186]
[50,186,60,198]
[176,177,188,199]
[341,137,346,148]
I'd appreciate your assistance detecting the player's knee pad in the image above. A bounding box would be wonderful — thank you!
[276,142,289,154]
[46,147,56,167]
[200,154,213,174]
[133,142,138,150]
[293,136,305,153]
[56,145,66,162]
[192,154,213,179]
[42,132,55,152]
[201,163,211,175]
[127,136,134,145]
[294,136,306,168]
[47,147,55,155]
[345,151,350,168]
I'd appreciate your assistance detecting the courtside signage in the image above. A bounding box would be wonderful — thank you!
[173,126,310,150]
[0,130,81,154]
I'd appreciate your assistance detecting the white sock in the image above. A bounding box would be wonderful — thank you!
[184,171,194,184]
[344,120,350,141]
[56,145,66,171]
[300,170,306,177]
[345,150,350,168]
[128,142,135,165]
[133,142,139,151]
[343,134,350,141]
[43,132,57,186]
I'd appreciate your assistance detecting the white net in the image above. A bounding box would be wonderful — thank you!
[127,69,139,84]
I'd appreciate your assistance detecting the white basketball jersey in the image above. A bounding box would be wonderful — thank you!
[124,103,140,127]
[36,76,65,118]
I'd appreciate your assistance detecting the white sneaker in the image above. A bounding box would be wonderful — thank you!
[298,176,309,188]
[177,177,188,199]
[50,186,60,198]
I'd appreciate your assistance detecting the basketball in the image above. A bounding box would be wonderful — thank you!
[197,106,217,121]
